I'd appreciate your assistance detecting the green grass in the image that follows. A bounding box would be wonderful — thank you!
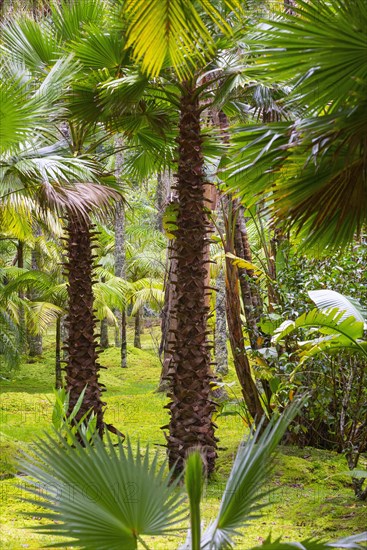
[0,324,366,549]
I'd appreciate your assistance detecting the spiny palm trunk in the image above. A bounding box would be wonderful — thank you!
[215,264,228,375]
[64,214,105,437]
[215,198,228,376]
[165,82,217,475]
[234,207,272,412]
[158,172,177,392]
[233,203,261,350]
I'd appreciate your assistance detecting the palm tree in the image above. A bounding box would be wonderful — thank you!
[0,9,123,435]
[124,0,247,475]
[225,0,367,247]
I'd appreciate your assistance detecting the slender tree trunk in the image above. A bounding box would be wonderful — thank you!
[215,265,228,375]
[133,308,142,349]
[234,208,272,410]
[28,226,43,357]
[156,171,170,231]
[238,213,263,318]
[225,251,265,424]
[17,240,26,353]
[165,81,217,476]
[223,201,265,425]
[114,142,127,368]
[61,315,69,361]
[233,205,261,351]
[215,199,228,375]
[55,315,62,389]
[100,318,109,349]
[64,213,105,437]
[158,239,178,392]
[157,169,177,392]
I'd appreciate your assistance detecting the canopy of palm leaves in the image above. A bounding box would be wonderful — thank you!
[224,0,367,247]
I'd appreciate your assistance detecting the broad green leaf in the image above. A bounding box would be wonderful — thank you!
[308,289,367,327]
[273,308,364,345]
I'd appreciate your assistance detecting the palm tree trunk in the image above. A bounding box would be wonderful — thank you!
[165,81,217,475]
[238,213,263,318]
[158,240,178,392]
[100,318,109,349]
[114,194,127,367]
[156,171,170,231]
[55,315,62,389]
[17,240,26,353]
[64,213,105,437]
[233,204,261,351]
[234,208,272,411]
[133,307,142,349]
[215,199,228,375]
[28,226,43,356]
[225,251,265,424]
[61,314,68,361]
[215,265,228,375]
[223,201,265,425]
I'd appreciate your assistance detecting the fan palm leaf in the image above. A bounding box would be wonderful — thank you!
[124,0,243,78]
[200,401,302,548]
[20,435,186,549]
[225,0,367,247]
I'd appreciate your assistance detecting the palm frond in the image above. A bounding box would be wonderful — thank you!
[248,532,367,550]
[1,16,61,74]
[93,277,131,313]
[124,0,243,78]
[308,290,367,326]
[51,0,107,43]
[226,0,367,247]
[26,301,64,335]
[251,0,367,113]
[130,282,164,315]
[200,400,303,549]
[20,435,186,549]
[273,308,365,346]
[71,24,128,69]
[0,309,22,369]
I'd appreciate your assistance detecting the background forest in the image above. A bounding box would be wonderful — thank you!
[0,0,366,548]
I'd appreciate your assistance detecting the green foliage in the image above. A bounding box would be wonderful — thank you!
[50,387,97,446]
[226,0,367,247]
[185,452,203,550]
[21,436,186,549]
[19,399,367,549]
[273,306,366,361]
[124,0,243,78]
[1,336,367,546]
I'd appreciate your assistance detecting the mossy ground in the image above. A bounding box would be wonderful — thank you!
[0,322,366,549]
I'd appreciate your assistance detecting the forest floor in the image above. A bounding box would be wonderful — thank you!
[0,323,366,549]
